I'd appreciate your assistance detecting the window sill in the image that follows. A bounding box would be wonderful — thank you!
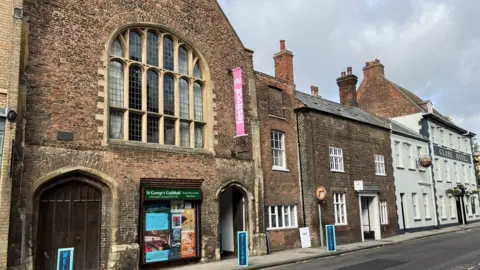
[413,218,422,221]
[331,170,345,173]
[108,139,213,155]
[418,182,431,186]
[272,167,290,172]
[268,114,287,121]
[335,224,348,227]
[375,173,386,177]
[267,227,298,231]
[419,169,427,172]
[446,180,452,183]
[408,168,417,171]
[441,217,448,220]
[380,223,389,226]
[396,166,405,170]
[437,179,443,182]
[451,217,457,219]
[425,217,432,220]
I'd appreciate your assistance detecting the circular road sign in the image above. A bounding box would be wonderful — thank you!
[316,186,326,201]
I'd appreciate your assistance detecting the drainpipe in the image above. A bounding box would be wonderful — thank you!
[296,112,307,226]
[424,119,440,228]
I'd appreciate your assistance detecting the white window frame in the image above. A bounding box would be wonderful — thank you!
[412,193,420,219]
[458,136,462,151]
[271,131,286,170]
[440,129,444,145]
[380,200,388,225]
[440,195,446,219]
[449,195,456,218]
[329,147,344,172]
[471,166,476,185]
[394,141,402,167]
[333,193,347,225]
[423,193,430,219]
[435,158,442,181]
[454,162,460,183]
[406,143,415,169]
[462,164,467,185]
[267,205,298,230]
[445,160,451,182]
[374,155,386,176]
[449,133,453,148]
[471,196,476,216]
[430,126,436,144]
[466,197,471,216]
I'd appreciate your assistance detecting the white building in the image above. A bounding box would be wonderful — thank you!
[390,120,436,232]
[393,103,480,227]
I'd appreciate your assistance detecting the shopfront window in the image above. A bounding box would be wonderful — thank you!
[140,187,201,265]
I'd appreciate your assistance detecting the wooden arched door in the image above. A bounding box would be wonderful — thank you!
[36,180,101,270]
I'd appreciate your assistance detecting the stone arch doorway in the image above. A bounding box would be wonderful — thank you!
[218,183,249,258]
[35,179,102,270]
[30,167,119,270]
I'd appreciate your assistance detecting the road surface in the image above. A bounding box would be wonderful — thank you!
[271,227,480,270]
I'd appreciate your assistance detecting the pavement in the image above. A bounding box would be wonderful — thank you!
[167,222,480,270]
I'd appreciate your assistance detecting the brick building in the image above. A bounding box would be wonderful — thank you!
[6,1,270,269]
[254,41,304,252]
[357,59,479,228]
[296,68,398,245]
[0,0,22,268]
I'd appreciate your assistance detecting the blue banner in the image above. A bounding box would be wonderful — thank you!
[326,225,336,252]
[56,248,74,270]
[237,231,249,267]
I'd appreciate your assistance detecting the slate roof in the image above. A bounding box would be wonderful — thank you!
[294,91,390,130]
[390,120,428,142]
[388,81,461,128]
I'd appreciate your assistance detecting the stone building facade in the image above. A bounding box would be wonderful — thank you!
[7,0,268,269]
[0,0,22,268]
[254,41,304,252]
[295,68,398,246]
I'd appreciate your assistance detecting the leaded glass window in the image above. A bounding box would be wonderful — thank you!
[108,28,207,148]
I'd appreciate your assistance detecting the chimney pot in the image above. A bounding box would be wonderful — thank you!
[311,85,318,96]
[280,40,286,51]
[347,66,352,75]
[341,71,346,77]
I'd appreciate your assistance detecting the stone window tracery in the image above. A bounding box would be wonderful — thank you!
[108,28,206,148]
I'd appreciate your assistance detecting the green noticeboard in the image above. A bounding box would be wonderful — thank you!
[144,188,201,200]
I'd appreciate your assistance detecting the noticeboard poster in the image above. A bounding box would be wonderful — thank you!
[143,200,198,264]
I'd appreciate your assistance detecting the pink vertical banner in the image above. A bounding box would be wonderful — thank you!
[233,67,246,137]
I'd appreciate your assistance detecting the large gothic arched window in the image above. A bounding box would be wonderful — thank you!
[108,27,205,148]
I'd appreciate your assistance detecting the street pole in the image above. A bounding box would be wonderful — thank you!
[318,204,324,247]
[460,196,466,225]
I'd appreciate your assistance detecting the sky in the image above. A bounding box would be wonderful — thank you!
[217,0,480,135]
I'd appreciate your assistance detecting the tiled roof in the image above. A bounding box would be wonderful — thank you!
[390,120,428,141]
[295,91,390,129]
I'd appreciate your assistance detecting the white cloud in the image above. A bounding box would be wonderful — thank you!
[218,0,480,135]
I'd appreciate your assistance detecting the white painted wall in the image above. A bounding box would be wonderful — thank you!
[393,113,423,133]
[391,132,436,230]
[426,119,480,225]
[220,188,234,252]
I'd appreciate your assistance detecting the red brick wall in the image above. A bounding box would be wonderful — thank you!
[297,110,398,245]
[8,0,262,268]
[357,62,422,118]
[255,72,303,251]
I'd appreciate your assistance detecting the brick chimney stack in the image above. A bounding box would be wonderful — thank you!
[274,40,294,84]
[311,85,319,97]
[363,59,385,78]
[337,66,358,107]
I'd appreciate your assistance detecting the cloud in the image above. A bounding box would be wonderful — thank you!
[218,0,480,135]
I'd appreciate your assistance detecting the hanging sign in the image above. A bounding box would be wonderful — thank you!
[299,227,312,248]
[315,186,326,200]
[325,225,336,252]
[232,67,246,137]
[237,231,249,267]
[56,248,74,270]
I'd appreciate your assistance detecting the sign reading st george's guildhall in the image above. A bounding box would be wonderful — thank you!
[433,145,472,164]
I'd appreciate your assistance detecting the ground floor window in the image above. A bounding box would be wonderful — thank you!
[423,193,430,219]
[140,187,201,265]
[333,193,347,225]
[267,205,298,229]
[380,200,388,224]
[449,196,456,218]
